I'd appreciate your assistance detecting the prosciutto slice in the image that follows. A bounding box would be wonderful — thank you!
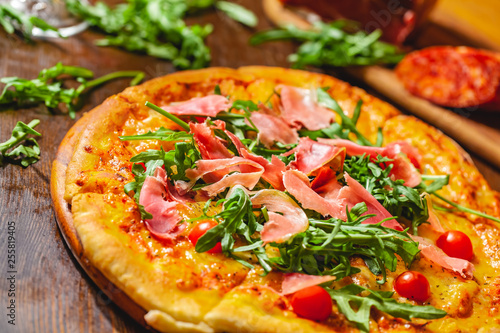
[225,130,287,190]
[411,235,474,279]
[281,273,336,295]
[139,167,185,241]
[249,111,299,148]
[251,189,308,244]
[190,122,232,160]
[289,137,346,176]
[279,85,336,131]
[161,95,231,117]
[283,170,402,230]
[185,157,264,197]
[318,138,421,187]
[341,173,403,230]
[283,170,347,219]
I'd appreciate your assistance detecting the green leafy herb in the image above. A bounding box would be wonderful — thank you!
[344,154,428,234]
[269,205,419,283]
[195,187,271,271]
[0,4,59,40]
[215,1,257,28]
[65,0,258,69]
[326,284,447,332]
[315,88,374,146]
[250,20,404,68]
[0,119,41,167]
[119,127,192,142]
[0,62,144,118]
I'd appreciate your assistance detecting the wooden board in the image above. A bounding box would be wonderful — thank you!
[0,1,499,332]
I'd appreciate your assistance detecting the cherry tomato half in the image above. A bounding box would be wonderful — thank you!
[394,271,431,302]
[436,230,474,261]
[290,286,333,321]
[188,221,222,254]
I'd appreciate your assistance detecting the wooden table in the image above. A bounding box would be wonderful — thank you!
[0,1,498,332]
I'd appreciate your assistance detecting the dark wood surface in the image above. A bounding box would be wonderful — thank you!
[0,1,499,332]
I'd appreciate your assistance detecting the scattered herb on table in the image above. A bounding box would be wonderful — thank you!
[0,3,60,40]
[0,62,145,119]
[0,119,41,167]
[250,20,404,68]
[64,0,257,69]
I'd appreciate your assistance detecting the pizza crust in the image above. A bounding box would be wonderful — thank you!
[52,67,500,332]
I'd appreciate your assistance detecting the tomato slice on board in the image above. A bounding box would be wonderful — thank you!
[290,285,333,321]
[396,46,500,109]
[394,271,431,302]
[188,220,223,254]
[436,230,474,261]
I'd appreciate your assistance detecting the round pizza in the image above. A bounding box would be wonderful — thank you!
[51,67,500,333]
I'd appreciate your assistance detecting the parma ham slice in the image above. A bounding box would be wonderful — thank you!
[162,95,231,117]
[139,167,185,241]
[281,273,336,295]
[251,189,309,244]
[411,235,474,279]
[278,85,336,131]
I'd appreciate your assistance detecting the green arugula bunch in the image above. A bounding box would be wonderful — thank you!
[0,119,41,167]
[65,0,257,69]
[271,206,419,284]
[0,4,59,40]
[0,62,144,119]
[250,20,404,69]
[327,284,446,332]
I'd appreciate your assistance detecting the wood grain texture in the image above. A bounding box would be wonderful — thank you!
[0,1,499,333]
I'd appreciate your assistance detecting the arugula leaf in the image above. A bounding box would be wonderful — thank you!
[270,212,419,283]
[215,1,258,28]
[119,127,192,142]
[0,63,144,119]
[0,119,41,167]
[345,154,428,234]
[250,20,404,68]
[327,284,446,332]
[0,4,60,40]
[65,0,258,69]
[163,141,201,181]
[315,89,373,146]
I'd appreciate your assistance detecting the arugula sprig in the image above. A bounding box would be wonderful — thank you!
[65,0,257,69]
[0,4,60,40]
[250,20,404,69]
[0,63,144,118]
[194,187,272,270]
[344,154,429,234]
[0,119,41,167]
[270,204,419,283]
[326,284,447,332]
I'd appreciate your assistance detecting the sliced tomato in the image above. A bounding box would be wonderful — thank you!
[396,46,500,109]
[290,285,333,321]
[188,220,222,254]
[436,230,474,261]
[394,271,431,302]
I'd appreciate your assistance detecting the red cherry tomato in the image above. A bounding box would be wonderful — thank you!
[290,286,333,321]
[436,230,474,261]
[188,221,222,254]
[394,271,431,302]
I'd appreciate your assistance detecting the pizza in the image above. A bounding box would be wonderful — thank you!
[51,67,500,333]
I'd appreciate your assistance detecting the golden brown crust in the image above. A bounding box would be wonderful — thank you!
[51,67,500,332]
